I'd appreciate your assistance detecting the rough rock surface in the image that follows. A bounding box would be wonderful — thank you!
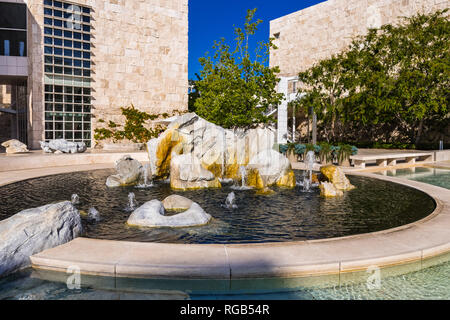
[106,155,143,187]
[162,195,194,211]
[320,165,355,191]
[127,199,211,227]
[0,201,82,277]
[1,139,29,154]
[40,139,87,154]
[319,182,344,197]
[146,113,294,189]
[170,153,221,190]
[247,149,296,188]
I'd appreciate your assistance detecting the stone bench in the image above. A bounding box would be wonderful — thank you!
[350,152,434,169]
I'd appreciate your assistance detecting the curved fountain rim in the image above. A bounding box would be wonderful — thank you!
[2,163,450,283]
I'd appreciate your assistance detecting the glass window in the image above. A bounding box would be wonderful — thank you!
[44,17,52,26]
[44,27,53,35]
[44,65,53,73]
[54,19,63,27]
[0,30,27,56]
[64,39,72,47]
[82,16,90,23]
[54,1,62,8]
[44,8,52,16]
[82,52,90,59]
[64,58,72,66]
[54,47,62,55]
[73,68,82,76]
[44,46,52,54]
[82,34,90,41]
[74,41,82,49]
[83,61,90,69]
[73,59,82,67]
[0,3,27,29]
[54,86,63,93]
[82,43,90,50]
[73,50,81,58]
[64,49,72,57]
[64,30,72,38]
[73,32,81,40]
[53,29,62,37]
[54,56,63,65]
[44,37,52,45]
[82,25,90,32]
[54,38,62,46]
[44,0,53,6]
[54,10,63,18]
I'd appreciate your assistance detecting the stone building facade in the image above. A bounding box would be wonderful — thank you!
[270,0,449,143]
[1,0,188,149]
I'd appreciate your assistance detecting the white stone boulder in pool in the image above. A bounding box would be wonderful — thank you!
[162,194,194,211]
[106,155,143,187]
[0,201,82,277]
[127,197,211,228]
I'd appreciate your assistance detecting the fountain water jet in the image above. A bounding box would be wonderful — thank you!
[71,194,80,205]
[136,163,154,188]
[88,207,101,221]
[125,192,138,212]
[224,192,238,209]
[300,151,316,192]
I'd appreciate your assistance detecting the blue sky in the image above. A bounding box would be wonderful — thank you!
[188,0,325,79]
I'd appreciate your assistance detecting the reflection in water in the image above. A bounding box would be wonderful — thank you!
[376,167,450,190]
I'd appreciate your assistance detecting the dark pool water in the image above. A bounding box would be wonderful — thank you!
[0,169,435,244]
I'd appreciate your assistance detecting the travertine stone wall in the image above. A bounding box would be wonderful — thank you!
[25,0,188,149]
[270,0,449,76]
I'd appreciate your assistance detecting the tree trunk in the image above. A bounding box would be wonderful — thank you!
[415,119,424,147]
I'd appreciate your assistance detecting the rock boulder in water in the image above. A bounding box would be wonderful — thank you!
[146,112,294,189]
[106,155,143,187]
[127,199,211,228]
[170,153,221,190]
[320,165,355,191]
[0,201,82,277]
[162,195,194,211]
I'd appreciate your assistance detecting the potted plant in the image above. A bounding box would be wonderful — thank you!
[318,142,333,165]
[337,144,353,167]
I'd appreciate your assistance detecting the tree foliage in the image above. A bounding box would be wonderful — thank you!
[294,9,450,145]
[192,8,284,128]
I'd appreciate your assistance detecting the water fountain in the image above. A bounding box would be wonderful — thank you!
[298,151,316,192]
[88,207,101,221]
[125,192,138,212]
[239,166,247,187]
[224,192,238,209]
[71,194,80,205]
[136,163,154,188]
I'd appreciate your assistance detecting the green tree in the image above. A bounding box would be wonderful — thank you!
[294,9,449,145]
[194,8,284,128]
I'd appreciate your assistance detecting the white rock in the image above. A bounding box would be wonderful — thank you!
[162,195,194,211]
[170,153,220,190]
[127,199,211,227]
[1,139,29,154]
[0,201,82,277]
[146,113,276,179]
[106,155,143,187]
[247,149,292,186]
[40,139,86,153]
[319,182,344,197]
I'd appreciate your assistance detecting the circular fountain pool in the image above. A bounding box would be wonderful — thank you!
[0,169,435,244]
